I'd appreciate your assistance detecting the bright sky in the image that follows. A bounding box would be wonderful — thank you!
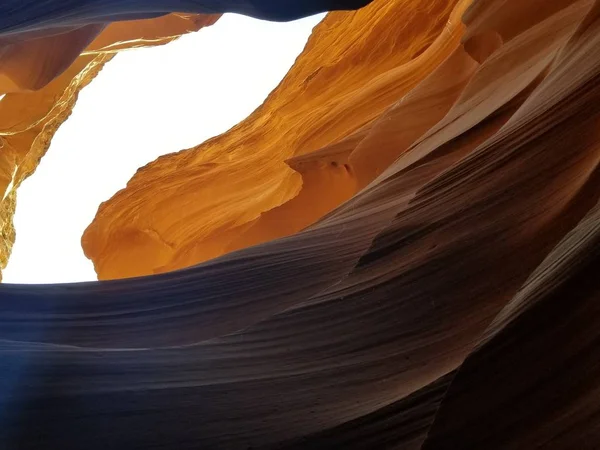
[3,13,323,284]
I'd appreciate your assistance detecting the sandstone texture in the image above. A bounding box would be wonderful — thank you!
[0,13,220,280]
[2,0,600,449]
[82,0,460,279]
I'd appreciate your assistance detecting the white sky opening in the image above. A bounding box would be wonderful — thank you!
[3,13,324,284]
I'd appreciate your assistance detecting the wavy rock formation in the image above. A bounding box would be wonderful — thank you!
[2,0,600,449]
[0,14,220,280]
[83,0,463,279]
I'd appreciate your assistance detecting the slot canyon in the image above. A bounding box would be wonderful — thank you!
[1,0,600,448]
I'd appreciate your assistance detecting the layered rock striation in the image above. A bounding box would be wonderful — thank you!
[2,0,600,449]
[83,0,462,279]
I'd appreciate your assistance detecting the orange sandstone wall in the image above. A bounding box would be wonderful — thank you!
[0,14,219,280]
[82,0,463,279]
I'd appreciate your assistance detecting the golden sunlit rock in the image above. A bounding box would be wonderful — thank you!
[0,13,219,280]
[82,0,464,279]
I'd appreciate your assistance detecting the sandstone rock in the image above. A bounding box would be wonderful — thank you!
[2,0,600,449]
[83,0,461,279]
[0,13,219,280]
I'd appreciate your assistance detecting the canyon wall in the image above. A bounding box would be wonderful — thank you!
[82,0,462,279]
[2,0,600,449]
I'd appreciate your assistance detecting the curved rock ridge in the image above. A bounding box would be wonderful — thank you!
[3,0,600,448]
[83,0,463,279]
[0,0,374,281]
[0,14,220,280]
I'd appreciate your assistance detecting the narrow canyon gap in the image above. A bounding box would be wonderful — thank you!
[2,13,323,284]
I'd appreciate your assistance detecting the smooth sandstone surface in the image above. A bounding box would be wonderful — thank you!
[2,0,600,449]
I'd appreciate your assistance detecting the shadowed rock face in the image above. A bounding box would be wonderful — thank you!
[0,0,373,33]
[2,0,600,449]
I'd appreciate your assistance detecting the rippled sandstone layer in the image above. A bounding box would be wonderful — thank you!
[3,0,600,449]
[0,13,220,280]
[83,0,462,279]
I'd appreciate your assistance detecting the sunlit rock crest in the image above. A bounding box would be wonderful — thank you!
[83,0,460,279]
[0,14,220,279]
[2,0,600,449]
